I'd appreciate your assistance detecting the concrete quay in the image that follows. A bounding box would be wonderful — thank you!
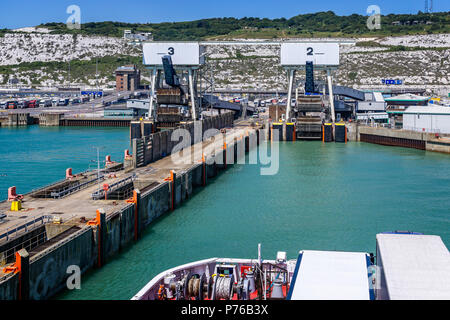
[1,112,130,127]
[347,123,450,153]
[0,112,263,300]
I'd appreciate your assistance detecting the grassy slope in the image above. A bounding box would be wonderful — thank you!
[34,11,450,40]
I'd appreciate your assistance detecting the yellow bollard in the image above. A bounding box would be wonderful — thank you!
[52,217,62,224]
[10,200,22,211]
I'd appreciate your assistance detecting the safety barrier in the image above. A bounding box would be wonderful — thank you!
[91,174,136,200]
[0,215,52,243]
[50,174,106,199]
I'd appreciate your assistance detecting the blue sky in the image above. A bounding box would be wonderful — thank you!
[1,0,448,29]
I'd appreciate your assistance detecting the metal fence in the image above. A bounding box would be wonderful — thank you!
[403,126,442,135]
[49,174,105,199]
[0,229,47,266]
[28,167,122,199]
[91,174,136,200]
[0,215,52,244]
[0,215,53,267]
[30,226,91,263]
[28,169,93,196]
[0,214,80,267]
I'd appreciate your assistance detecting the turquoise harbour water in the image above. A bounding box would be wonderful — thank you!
[58,139,450,300]
[0,126,130,200]
[1,126,449,300]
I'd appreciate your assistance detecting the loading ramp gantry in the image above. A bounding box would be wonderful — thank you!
[280,42,340,140]
[143,42,206,124]
[141,40,353,131]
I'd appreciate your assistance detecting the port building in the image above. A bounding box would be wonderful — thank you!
[356,91,388,123]
[115,65,141,92]
[385,93,430,108]
[403,106,450,134]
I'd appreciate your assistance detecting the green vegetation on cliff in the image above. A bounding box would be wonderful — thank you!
[37,11,450,40]
[0,55,145,85]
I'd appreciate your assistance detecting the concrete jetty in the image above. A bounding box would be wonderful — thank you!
[0,112,263,300]
[348,123,450,154]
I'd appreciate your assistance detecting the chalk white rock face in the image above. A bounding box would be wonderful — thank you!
[12,27,51,33]
[335,48,450,87]
[377,34,450,47]
[340,46,388,53]
[1,33,449,93]
[0,33,139,65]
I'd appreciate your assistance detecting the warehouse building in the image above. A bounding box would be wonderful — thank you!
[127,98,150,110]
[403,106,450,134]
[386,94,431,129]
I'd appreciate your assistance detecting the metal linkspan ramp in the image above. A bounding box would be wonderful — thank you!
[287,250,373,300]
[324,85,366,101]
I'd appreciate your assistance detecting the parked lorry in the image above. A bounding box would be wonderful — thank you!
[7,101,17,109]
[57,98,69,106]
[27,99,37,108]
[39,99,52,108]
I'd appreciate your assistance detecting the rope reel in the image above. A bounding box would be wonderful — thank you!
[184,273,211,300]
[213,275,234,300]
[166,272,212,300]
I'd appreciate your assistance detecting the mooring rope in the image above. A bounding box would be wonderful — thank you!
[215,276,232,300]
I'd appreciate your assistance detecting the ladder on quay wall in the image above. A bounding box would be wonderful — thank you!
[135,139,145,168]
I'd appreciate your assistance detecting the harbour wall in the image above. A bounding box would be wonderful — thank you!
[347,123,450,154]
[2,111,234,129]
[0,113,259,300]
[131,112,235,168]
[2,113,129,127]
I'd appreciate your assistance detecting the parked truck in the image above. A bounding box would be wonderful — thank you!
[7,101,17,109]
[57,98,69,106]
[39,99,52,108]
[27,99,37,108]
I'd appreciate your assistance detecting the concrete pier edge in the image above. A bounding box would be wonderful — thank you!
[0,113,261,300]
